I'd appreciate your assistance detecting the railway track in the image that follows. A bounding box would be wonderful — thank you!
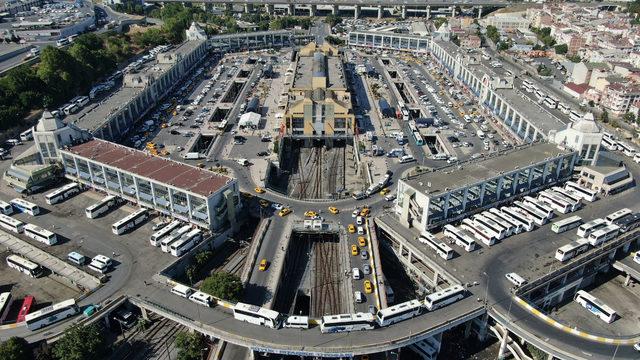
[120,318,185,360]
[312,237,341,316]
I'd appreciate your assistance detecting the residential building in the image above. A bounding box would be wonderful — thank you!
[578,165,634,195]
[600,83,640,116]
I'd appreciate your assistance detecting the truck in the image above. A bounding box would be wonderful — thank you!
[236,158,249,166]
[476,130,485,139]
[183,152,204,160]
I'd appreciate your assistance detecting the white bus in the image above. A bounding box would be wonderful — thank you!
[557,102,570,114]
[160,225,192,252]
[420,232,454,260]
[0,214,24,234]
[10,198,40,216]
[605,208,632,225]
[577,218,607,238]
[216,119,228,131]
[555,238,590,262]
[0,200,13,215]
[613,212,640,233]
[569,110,582,122]
[150,220,182,247]
[551,187,583,206]
[85,195,119,219]
[233,302,282,329]
[601,136,618,151]
[513,201,548,226]
[0,292,11,324]
[375,299,424,327]
[25,299,79,331]
[6,255,42,277]
[522,196,554,219]
[170,229,202,257]
[461,219,497,246]
[424,285,465,311]
[24,224,57,245]
[545,189,581,211]
[537,191,578,214]
[283,315,310,329]
[551,215,583,234]
[564,181,597,202]
[574,290,616,323]
[44,183,80,205]
[534,89,545,101]
[19,128,33,142]
[472,215,507,240]
[587,224,619,246]
[482,211,516,236]
[543,96,558,109]
[616,142,636,157]
[112,209,148,235]
[500,207,535,232]
[488,208,524,234]
[443,225,477,252]
[320,312,375,333]
[521,79,533,92]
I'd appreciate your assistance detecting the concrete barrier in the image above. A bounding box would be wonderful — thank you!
[241,218,271,285]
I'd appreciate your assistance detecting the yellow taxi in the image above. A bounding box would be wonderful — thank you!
[348,224,356,233]
[351,244,358,256]
[328,206,339,214]
[364,280,373,294]
[254,187,265,194]
[304,211,317,218]
[278,208,292,217]
[359,208,370,217]
[380,188,390,196]
[259,199,269,208]
[259,259,269,271]
[358,236,367,247]
[161,123,168,129]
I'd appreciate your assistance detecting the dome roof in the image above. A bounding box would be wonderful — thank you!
[35,111,65,132]
[571,112,600,134]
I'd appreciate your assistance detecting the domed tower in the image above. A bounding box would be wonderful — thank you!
[553,112,603,166]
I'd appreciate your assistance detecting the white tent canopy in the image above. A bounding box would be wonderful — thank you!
[238,112,261,127]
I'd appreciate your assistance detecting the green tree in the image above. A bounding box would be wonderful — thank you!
[325,35,344,46]
[588,100,595,107]
[0,337,31,360]
[623,112,636,123]
[52,324,107,360]
[554,44,568,55]
[485,25,500,43]
[567,54,582,63]
[324,14,343,28]
[601,110,609,123]
[37,46,85,106]
[175,331,205,360]
[497,40,511,51]
[200,272,243,302]
[537,65,553,77]
[434,17,448,30]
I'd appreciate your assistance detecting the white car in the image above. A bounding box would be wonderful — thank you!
[356,216,364,225]
[352,209,359,218]
[633,343,640,352]
[271,203,284,210]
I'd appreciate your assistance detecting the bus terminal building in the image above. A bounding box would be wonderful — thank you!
[59,139,240,231]
[395,143,578,231]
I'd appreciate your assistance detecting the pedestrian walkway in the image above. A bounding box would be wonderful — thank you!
[0,230,101,291]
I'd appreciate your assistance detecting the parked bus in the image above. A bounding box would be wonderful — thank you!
[551,215,583,234]
[472,215,507,240]
[0,214,24,234]
[6,255,42,278]
[85,195,119,219]
[25,299,79,331]
[233,302,282,329]
[569,110,582,122]
[513,201,548,226]
[0,200,12,215]
[587,224,620,246]
[601,136,618,151]
[412,131,424,146]
[24,224,57,246]
[564,181,597,202]
[424,285,465,311]
[488,208,525,234]
[543,96,558,109]
[160,225,192,252]
[521,79,533,92]
[217,119,228,131]
[44,183,80,205]
[616,142,636,157]
[577,218,607,238]
[170,229,202,257]
[522,196,555,219]
[557,102,570,114]
[574,290,616,323]
[443,225,476,252]
[149,220,182,247]
[500,207,535,232]
[534,89,545,101]
[537,191,578,214]
[0,292,11,324]
[10,198,40,216]
[482,212,515,236]
[16,295,35,323]
[375,299,423,327]
[605,208,632,225]
[613,213,640,233]
[551,187,583,206]
[112,209,148,235]
[419,232,454,260]
[555,239,590,262]
[19,128,33,142]
[461,218,497,246]
[320,312,375,333]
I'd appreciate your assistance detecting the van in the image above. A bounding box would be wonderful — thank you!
[505,272,527,287]
[88,255,112,273]
[171,284,193,298]
[352,192,367,200]
[183,152,203,160]
[352,267,362,280]
[399,155,415,163]
[284,315,310,329]
[433,153,448,160]
[6,139,22,146]
[0,200,13,215]
[355,291,365,303]
[188,291,213,307]
[236,158,249,166]
[67,251,87,266]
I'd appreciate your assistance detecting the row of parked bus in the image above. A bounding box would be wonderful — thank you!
[0,292,36,325]
[601,132,639,163]
[555,208,640,262]
[170,283,466,332]
[150,221,203,257]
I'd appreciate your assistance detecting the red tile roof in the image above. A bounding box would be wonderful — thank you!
[65,139,233,197]
[564,82,589,94]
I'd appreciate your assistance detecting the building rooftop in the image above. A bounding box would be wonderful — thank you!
[65,139,234,197]
[404,143,570,196]
[292,55,346,89]
[66,86,141,133]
